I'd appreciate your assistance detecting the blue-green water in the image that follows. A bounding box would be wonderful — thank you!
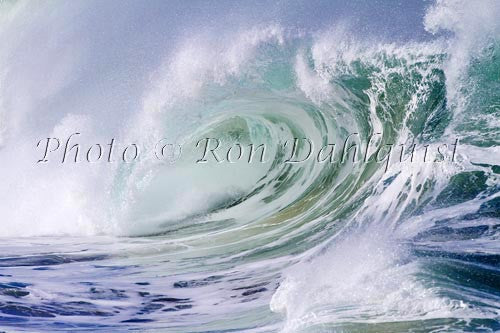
[0,1,498,332]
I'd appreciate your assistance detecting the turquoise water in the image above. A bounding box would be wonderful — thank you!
[0,1,499,332]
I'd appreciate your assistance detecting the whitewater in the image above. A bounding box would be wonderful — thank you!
[0,0,498,332]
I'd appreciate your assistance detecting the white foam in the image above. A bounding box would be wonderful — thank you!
[424,0,500,113]
[271,229,474,332]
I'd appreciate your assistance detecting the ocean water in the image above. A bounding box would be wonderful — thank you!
[0,0,499,332]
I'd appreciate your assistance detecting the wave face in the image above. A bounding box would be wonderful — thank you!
[0,0,499,331]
